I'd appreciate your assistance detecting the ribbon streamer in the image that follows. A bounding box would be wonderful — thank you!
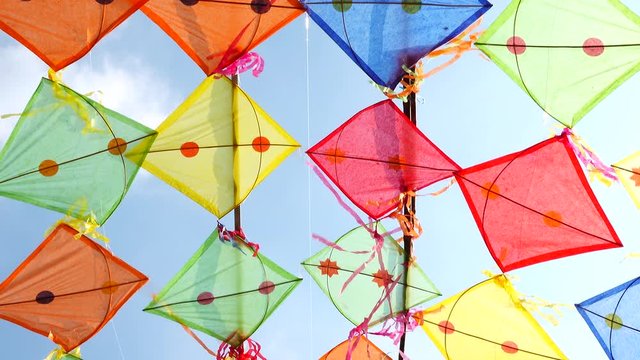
[563,128,617,186]
[219,52,265,77]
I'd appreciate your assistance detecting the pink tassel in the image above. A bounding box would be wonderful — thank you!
[219,52,265,77]
[216,339,266,360]
[562,128,618,183]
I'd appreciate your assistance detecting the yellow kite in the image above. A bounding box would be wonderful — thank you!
[613,152,640,208]
[141,76,299,218]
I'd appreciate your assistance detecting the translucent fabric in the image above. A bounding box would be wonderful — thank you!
[455,132,621,272]
[0,224,148,352]
[0,0,147,71]
[144,228,301,347]
[476,0,640,128]
[141,75,299,218]
[302,224,439,327]
[0,78,157,224]
[307,100,459,219]
[421,275,567,359]
[320,336,391,359]
[142,0,304,75]
[303,0,492,87]
[613,152,640,209]
[576,276,640,360]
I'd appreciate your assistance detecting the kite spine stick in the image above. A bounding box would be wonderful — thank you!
[398,70,417,360]
[232,74,242,231]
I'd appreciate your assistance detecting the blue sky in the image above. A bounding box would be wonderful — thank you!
[1,1,640,359]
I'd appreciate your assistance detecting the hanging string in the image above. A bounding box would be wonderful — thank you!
[305,12,314,360]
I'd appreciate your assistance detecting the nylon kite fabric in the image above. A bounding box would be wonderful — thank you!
[142,0,304,75]
[303,0,492,88]
[320,336,391,359]
[302,224,440,327]
[613,152,640,208]
[0,78,156,225]
[141,75,299,219]
[0,0,147,71]
[455,132,622,272]
[307,100,459,219]
[576,277,640,360]
[144,226,301,348]
[421,275,567,359]
[475,0,640,128]
[0,223,148,352]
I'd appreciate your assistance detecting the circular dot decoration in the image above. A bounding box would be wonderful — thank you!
[438,320,455,334]
[251,0,271,14]
[96,0,114,4]
[583,38,604,57]
[197,292,215,305]
[543,211,563,227]
[252,136,271,152]
[605,313,623,329]
[101,280,118,295]
[36,290,55,304]
[181,0,199,5]
[501,341,519,354]
[180,142,200,158]
[481,182,500,200]
[259,281,275,295]
[39,160,59,177]
[332,0,352,12]
[108,137,128,155]
[402,0,421,14]
[506,36,526,55]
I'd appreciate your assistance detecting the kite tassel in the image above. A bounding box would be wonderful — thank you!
[562,128,617,186]
[370,308,421,345]
[219,52,265,77]
[216,339,266,360]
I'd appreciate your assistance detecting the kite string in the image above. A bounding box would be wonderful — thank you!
[305,13,314,360]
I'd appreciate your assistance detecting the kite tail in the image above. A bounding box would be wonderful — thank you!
[387,191,422,242]
[562,128,618,186]
[219,52,265,77]
[370,308,421,345]
[217,339,266,360]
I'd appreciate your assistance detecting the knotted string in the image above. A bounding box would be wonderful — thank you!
[217,222,259,256]
[216,338,266,360]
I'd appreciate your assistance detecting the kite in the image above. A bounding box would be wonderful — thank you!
[142,0,304,75]
[307,99,459,220]
[302,0,492,88]
[320,336,391,359]
[455,131,622,272]
[475,0,640,128]
[421,275,567,359]
[141,75,299,219]
[0,223,148,352]
[0,77,156,225]
[302,223,440,328]
[0,0,147,71]
[612,152,640,208]
[576,276,640,360]
[144,224,301,355]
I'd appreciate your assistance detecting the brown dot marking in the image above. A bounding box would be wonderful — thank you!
[108,138,128,155]
[197,291,215,305]
[506,36,526,55]
[258,281,275,295]
[501,341,519,354]
[438,320,455,334]
[543,211,563,227]
[583,38,604,57]
[101,280,119,295]
[180,142,200,158]
[481,182,500,200]
[36,290,55,304]
[252,136,271,153]
[39,160,59,177]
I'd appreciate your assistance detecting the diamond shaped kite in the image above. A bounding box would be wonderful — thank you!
[421,275,567,359]
[475,0,640,128]
[307,100,459,219]
[0,0,147,71]
[142,0,304,75]
[0,223,148,352]
[612,152,640,209]
[141,75,299,218]
[144,226,301,348]
[455,132,622,272]
[576,277,640,360]
[320,336,391,359]
[302,224,440,327]
[0,78,157,224]
[303,0,492,87]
